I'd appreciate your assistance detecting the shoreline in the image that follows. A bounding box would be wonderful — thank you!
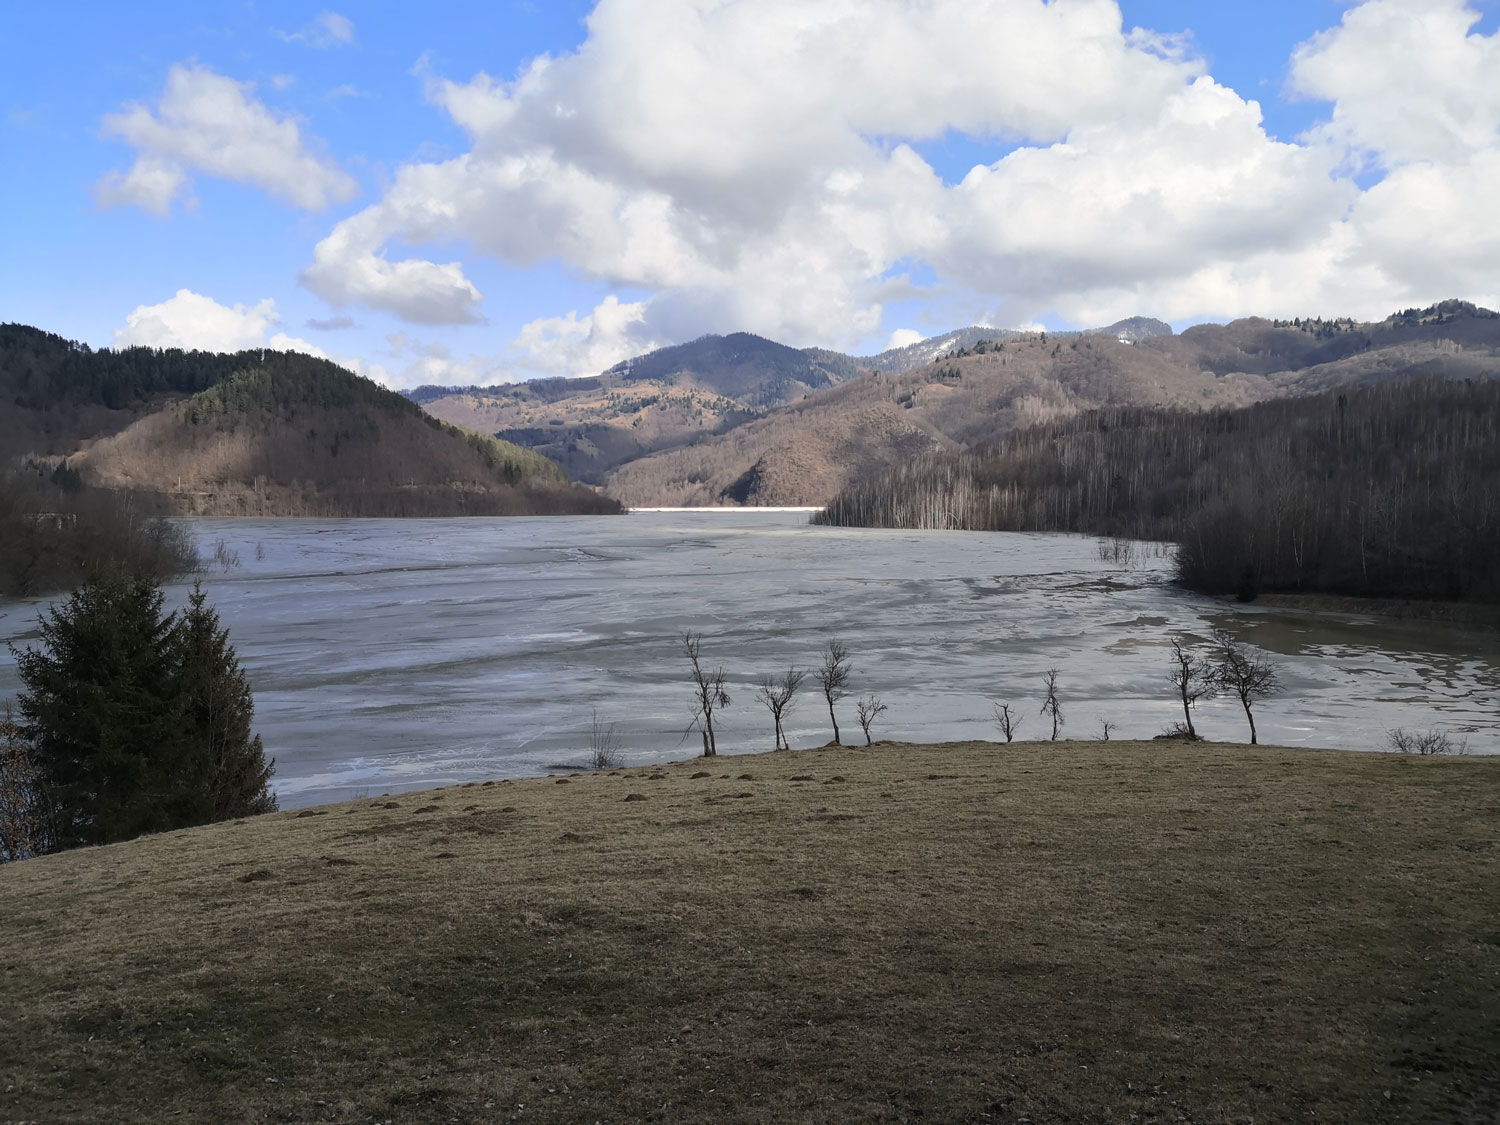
[1242,590,1500,626]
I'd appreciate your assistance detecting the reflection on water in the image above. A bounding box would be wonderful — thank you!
[0,513,1494,808]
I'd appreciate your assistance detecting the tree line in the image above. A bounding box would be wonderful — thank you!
[816,377,1500,603]
[2,323,331,411]
[0,467,196,597]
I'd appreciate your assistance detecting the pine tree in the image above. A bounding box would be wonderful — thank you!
[12,573,275,851]
[15,572,185,848]
[176,582,277,820]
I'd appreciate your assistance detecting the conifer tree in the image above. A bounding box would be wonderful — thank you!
[12,572,275,851]
[15,573,185,848]
[176,582,277,821]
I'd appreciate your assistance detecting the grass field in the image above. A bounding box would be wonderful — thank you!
[2,740,1498,1123]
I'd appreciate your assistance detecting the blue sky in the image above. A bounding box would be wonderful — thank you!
[4,1,1499,386]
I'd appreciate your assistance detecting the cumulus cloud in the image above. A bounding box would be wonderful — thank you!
[278,11,356,49]
[1290,0,1500,167]
[95,63,358,213]
[885,329,925,350]
[115,289,279,352]
[510,295,657,378]
[301,0,1500,348]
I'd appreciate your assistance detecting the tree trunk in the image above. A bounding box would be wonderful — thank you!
[827,700,840,745]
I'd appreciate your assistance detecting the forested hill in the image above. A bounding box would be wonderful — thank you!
[1,323,291,409]
[0,324,619,521]
[603,300,1500,508]
[816,377,1500,604]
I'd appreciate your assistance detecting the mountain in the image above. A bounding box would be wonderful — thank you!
[854,317,1174,374]
[602,331,858,405]
[602,302,1500,508]
[409,320,1172,484]
[0,325,617,518]
[414,333,865,484]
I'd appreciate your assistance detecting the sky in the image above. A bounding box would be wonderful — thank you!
[4,0,1499,388]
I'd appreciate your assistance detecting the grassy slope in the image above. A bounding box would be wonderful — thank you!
[2,740,1497,1124]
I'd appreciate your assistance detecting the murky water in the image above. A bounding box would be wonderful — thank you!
[0,513,1495,807]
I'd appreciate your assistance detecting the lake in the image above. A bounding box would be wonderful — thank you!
[0,512,1495,807]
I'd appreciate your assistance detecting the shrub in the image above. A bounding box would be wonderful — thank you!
[1387,728,1469,756]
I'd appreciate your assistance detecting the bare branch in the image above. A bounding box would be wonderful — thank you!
[1040,668,1063,740]
[682,631,731,757]
[815,638,853,745]
[992,702,1022,743]
[755,666,805,751]
[855,694,887,746]
[1209,628,1279,745]
[1167,638,1214,740]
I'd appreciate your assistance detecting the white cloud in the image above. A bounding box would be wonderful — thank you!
[1289,0,1500,167]
[511,295,656,378]
[300,0,1500,347]
[278,11,355,49]
[115,289,279,351]
[300,202,485,323]
[885,329,925,350]
[95,63,358,213]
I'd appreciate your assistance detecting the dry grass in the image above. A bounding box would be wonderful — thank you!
[3,740,1498,1123]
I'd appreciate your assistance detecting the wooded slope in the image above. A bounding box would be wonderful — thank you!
[1,325,617,519]
[818,377,1500,603]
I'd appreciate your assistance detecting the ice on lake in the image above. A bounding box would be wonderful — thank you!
[0,512,1495,808]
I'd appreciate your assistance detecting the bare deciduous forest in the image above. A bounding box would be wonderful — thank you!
[0,468,196,597]
[817,377,1500,603]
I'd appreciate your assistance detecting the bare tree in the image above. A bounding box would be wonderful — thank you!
[755,666,805,751]
[1209,628,1279,745]
[815,638,853,745]
[993,702,1022,743]
[1098,719,1116,741]
[0,709,47,863]
[855,695,887,746]
[586,707,625,771]
[682,631,731,757]
[1040,668,1064,740]
[1167,637,1214,740]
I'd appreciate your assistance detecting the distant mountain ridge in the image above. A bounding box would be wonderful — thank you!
[853,317,1174,374]
[407,316,1175,483]
[598,300,1500,508]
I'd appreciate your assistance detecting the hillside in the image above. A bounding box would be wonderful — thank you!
[0,326,617,519]
[605,301,1500,507]
[409,321,1173,485]
[605,331,1267,507]
[74,363,619,518]
[3,740,1497,1123]
[416,333,862,483]
[818,377,1500,604]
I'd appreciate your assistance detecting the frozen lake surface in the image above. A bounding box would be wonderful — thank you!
[1,512,1496,808]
